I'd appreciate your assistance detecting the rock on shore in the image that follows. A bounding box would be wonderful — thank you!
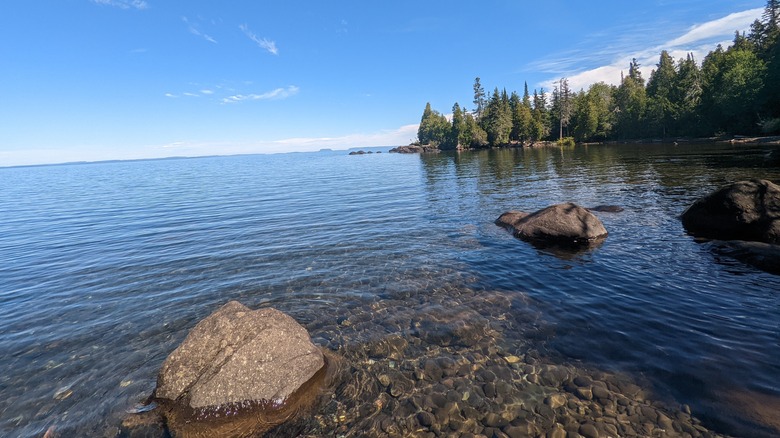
[389,145,439,154]
[496,203,608,245]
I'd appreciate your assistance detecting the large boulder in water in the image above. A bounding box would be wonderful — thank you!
[496,203,608,244]
[153,301,327,436]
[681,179,780,244]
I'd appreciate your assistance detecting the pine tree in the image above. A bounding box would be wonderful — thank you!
[647,51,678,137]
[484,88,512,145]
[531,89,550,141]
[554,78,573,139]
[764,0,780,31]
[473,77,486,119]
[449,102,465,150]
[417,102,451,145]
[675,53,703,134]
[700,42,767,134]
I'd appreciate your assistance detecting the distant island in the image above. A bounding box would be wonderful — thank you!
[414,1,780,151]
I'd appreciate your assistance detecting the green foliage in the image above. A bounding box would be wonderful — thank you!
[557,137,576,147]
[473,77,486,119]
[646,51,678,137]
[531,89,550,141]
[417,102,451,146]
[614,67,647,139]
[482,88,513,145]
[416,1,779,149]
[571,82,614,142]
[701,43,766,134]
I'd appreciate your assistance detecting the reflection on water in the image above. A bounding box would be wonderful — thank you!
[0,144,779,437]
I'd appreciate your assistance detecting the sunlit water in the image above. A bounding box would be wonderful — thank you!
[1,144,778,437]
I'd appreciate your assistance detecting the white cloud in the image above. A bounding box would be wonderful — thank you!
[667,8,764,47]
[200,89,214,95]
[0,123,422,167]
[271,123,419,150]
[239,24,278,55]
[221,85,299,103]
[539,7,763,91]
[183,17,217,44]
[91,0,148,10]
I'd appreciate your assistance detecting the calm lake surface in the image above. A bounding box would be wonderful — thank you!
[1,143,779,437]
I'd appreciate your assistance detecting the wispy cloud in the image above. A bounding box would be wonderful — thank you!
[91,0,148,10]
[271,124,420,149]
[537,7,763,92]
[183,16,217,44]
[239,24,278,55]
[667,8,764,47]
[222,85,299,103]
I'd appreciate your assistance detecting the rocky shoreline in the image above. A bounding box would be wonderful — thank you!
[389,136,780,154]
[122,280,734,437]
[115,178,780,438]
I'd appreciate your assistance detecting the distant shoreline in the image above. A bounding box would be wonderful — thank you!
[392,135,780,153]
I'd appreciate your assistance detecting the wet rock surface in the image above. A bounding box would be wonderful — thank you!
[496,203,608,245]
[681,179,780,243]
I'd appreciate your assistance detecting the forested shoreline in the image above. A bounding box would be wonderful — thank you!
[417,1,780,149]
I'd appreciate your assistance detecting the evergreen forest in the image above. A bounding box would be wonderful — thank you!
[417,1,780,149]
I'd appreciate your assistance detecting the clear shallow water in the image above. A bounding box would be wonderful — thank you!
[0,144,778,437]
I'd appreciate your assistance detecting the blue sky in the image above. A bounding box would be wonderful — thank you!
[0,0,765,166]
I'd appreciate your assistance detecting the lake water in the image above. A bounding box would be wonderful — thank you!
[1,143,779,437]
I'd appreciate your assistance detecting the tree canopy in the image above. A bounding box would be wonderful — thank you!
[415,1,780,148]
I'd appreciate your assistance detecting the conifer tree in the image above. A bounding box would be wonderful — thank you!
[647,51,678,137]
[473,77,486,119]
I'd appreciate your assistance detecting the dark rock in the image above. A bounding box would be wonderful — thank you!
[681,179,780,243]
[348,150,366,155]
[389,145,439,154]
[579,422,600,438]
[496,203,608,245]
[484,382,496,398]
[573,376,593,387]
[416,411,435,428]
[588,205,624,213]
[705,240,780,275]
[591,385,610,401]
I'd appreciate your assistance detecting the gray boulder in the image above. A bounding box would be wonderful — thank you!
[496,203,608,244]
[154,301,325,410]
[681,179,780,244]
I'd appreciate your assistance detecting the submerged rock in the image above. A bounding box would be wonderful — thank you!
[705,240,780,275]
[152,301,328,436]
[681,179,780,244]
[588,205,624,213]
[496,203,608,245]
